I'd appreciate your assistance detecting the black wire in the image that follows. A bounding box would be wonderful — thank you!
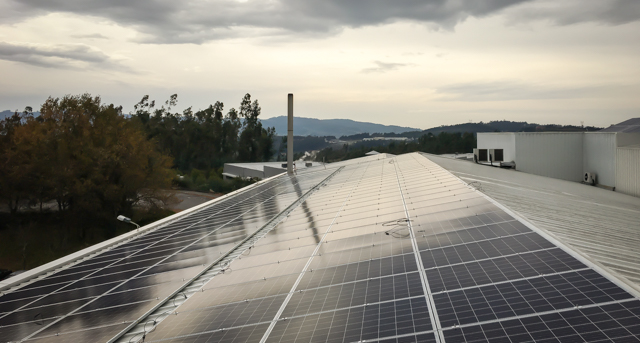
[381,218,409,227]
[385,226,410,238]
[382,218,411,238]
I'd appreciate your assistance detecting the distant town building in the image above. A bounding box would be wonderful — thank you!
[362,137,410,141]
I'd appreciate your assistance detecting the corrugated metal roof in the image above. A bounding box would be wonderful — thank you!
[600,118,640,132]
[426,153,640,293]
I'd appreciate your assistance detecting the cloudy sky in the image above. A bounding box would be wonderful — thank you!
[0,0,638,129]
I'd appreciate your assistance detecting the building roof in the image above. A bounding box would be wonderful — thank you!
[224,161,323,171]
[2,152,640,342]
[223,161,323,179]
[600,118,640,133]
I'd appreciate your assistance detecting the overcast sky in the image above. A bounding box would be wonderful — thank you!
[0,0,638,129]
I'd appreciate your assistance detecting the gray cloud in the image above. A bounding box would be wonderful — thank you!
[435,81,606,101]
[504,0,640,26]
[0,0,637,44]
[71,33,109,39]
[0,0,531,44]
[0,41,129,70]
[362,61,408,73]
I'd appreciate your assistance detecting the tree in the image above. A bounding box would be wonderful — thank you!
[237,94,275,162]
[129,93,277,178]
[0,94,174,238]
[0,109,40,214]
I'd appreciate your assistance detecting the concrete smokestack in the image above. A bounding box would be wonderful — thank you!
[287,94,294,175]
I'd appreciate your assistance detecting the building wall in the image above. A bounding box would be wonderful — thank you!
[515,133,584,182]
[264,166,286,178]
[616,146,640,197]
[475,131,640,192]
[477,133,516,162]
[223,164,264,179]
[583,133,616,187]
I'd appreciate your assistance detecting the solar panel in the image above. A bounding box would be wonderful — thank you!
[2,152,640,343]
[442,300,640,342]
[0,170,336,342]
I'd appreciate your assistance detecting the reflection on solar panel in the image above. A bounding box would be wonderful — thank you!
[2,153,640,343]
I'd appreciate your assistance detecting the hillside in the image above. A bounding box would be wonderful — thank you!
[260,116,420,137]
[395,121,601,139]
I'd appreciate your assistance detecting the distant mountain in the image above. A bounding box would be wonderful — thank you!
[260,116,420,137]
[0,110,14,120]
[388,120,602,139]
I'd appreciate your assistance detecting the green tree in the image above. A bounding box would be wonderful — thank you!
[1,94,174,238]
[129,93,276,179]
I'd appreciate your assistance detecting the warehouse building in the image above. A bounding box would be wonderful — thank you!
[475,119,640,197]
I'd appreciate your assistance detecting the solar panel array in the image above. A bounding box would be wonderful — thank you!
[0,170,335,342]
[2,152,640,343]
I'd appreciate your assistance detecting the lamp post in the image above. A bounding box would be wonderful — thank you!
[117,215,140,231]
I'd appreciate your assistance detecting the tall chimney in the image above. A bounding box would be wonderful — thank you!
[287,94,294,174]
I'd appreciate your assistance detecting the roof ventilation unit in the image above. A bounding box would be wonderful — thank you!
[489,149,504,163]
[584,172,597,186]
[473,148,488,163]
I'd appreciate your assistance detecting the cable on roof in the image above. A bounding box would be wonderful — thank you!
[143,320,157,336]
[382,218,410,238]
[172,292,187,308]
[220,261,233,274]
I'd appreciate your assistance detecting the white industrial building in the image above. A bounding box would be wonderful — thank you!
[475,121,640,197]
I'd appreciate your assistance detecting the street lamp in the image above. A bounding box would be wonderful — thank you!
[117,215,140,231]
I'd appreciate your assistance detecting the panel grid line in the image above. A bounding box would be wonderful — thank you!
[392,158,445,343]
[424,246,559,271]
[258,164,372,343]
[146,295,429,343]
[441,298,640,331]
[17,176,319,342]
[111,169,345,343]
[418,231,534,254]
[421,152,640,301]
[0,175,300,324]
